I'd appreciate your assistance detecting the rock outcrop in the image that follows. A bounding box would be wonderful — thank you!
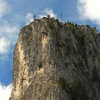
[10,17,100,100]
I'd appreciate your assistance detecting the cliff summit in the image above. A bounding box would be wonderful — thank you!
[10,17,100,100]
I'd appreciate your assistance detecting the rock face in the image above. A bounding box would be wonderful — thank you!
[10,18,100,100]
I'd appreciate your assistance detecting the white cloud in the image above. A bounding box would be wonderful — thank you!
[25,8,57,25]
[0,83,12,100]
[0,0,10,18]
[0,38,10,54]
[77,0,100,25]
[25,13,33,24]
[0,0,18,55]
[39,8,57,18]
[0,0,16,55]
[0,21,19,55]
[25,9,57,24]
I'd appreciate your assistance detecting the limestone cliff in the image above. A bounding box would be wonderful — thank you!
[10,17,100,100]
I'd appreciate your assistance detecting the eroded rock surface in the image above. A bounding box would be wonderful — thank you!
[10,18,100,100]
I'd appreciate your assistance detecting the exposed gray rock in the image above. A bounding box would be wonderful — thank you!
[10,18,100,100]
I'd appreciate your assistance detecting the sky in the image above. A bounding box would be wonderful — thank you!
[0,0,100,100]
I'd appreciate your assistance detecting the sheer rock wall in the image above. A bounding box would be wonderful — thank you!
[10,18,100,100]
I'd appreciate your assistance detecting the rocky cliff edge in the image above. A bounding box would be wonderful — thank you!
[10,17,100,100]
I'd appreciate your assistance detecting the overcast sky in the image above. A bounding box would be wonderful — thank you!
[0,0,100,100]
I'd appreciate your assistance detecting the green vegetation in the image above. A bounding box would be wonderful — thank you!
[58,77,69,93]
[58,77,89,100]
[65,62,69,68]
[69,80,89,100]
[92,66,100,83]
[58,77,66,89]
[65,37,75,54]
[71,27,76,34]
[77,34,85,47]
[76,33,89,67]
[48,18,57,34]
[89,40,93,43]
[92,27,97,32]
[67,22,73,28]
[66,21,78,30]
[67,45,75,53]
[78,60,84,67]
[47,15,50,18]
